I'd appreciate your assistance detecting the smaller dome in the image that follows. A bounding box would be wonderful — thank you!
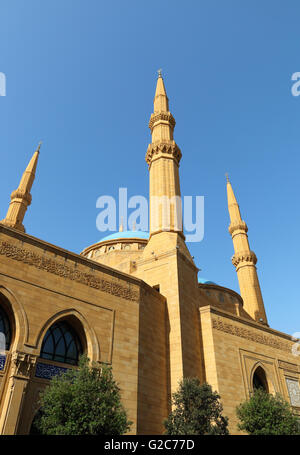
[98,231,149,243]
[99,230,149,243]
[198,277,217,285]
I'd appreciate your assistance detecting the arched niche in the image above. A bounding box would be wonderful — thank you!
[253,366,269,392]
[251,363,275,395]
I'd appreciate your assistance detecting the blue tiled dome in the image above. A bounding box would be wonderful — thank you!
[198,277,217,285]
[99,230,149,243]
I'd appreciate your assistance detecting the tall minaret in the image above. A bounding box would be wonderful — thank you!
[146,70,184,238]
[145,71,194,260]
[137,73,203,395]
[1,144,41,232]
[226,175,268,325]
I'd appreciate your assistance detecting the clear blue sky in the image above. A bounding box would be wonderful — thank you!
[0,1,299,335]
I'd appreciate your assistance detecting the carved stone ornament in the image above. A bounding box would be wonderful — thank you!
[212,318,290,353]
[232,250,257,267]
[0,241,139,302]
[228,220,248,235]
[146,142,182,166]
[10,189,32,206]
[148,112,176,132]
[11,352,37,378]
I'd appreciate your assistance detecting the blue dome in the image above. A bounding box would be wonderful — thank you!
[98,230,149,243]
[198,277,217,285]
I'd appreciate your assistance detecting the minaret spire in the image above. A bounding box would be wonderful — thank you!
[1,143,41,232]
[226,176,268,325]
[154,69,169,113]
[146,72,183,236]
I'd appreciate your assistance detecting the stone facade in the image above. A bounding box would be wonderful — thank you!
[0,75,299,435]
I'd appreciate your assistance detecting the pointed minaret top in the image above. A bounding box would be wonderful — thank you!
[226,176,242,223]
[19,143,41,193]
[226,174,237,205]
[226,178,268,325]
[147,72,179,163]
[154,70,169,113]
[1,143,41,232]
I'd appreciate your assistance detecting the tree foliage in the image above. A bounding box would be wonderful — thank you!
[32,355,132,435]
[164,378,229,435]
[236,388,300,435]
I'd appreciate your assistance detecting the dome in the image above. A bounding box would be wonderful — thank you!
[198,277,217,285]
[98,230,149,243]
[81,230,150,271]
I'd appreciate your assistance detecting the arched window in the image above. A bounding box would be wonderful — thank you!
[0,305,11,350]
[40,321,83,365]
[253,366,269,392]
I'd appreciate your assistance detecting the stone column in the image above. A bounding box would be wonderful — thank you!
[0,352,37,435]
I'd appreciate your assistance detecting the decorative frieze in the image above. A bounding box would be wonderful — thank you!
[146,142,182,166]
[0,241,139,302]
[35,362,69,380]
[148,112,176,132]
[212,318,290,353]
[232,250,257,267]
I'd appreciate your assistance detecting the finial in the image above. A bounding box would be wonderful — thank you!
[132,221,136,231]
[36,141,42,153]
[225,172,230,183]
[157,68,162,78]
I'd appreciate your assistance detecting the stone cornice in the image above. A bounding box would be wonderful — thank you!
[232,250,257,267]
[228,220,248,235]
[146,142,182,167]
[148,112,176,132]
[10,189,32,206]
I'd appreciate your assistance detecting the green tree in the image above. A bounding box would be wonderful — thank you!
[164,378,229,435]
[33,355,132,435]
[236,388,300,435]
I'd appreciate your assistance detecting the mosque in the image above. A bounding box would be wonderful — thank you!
[0,74,299,434]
